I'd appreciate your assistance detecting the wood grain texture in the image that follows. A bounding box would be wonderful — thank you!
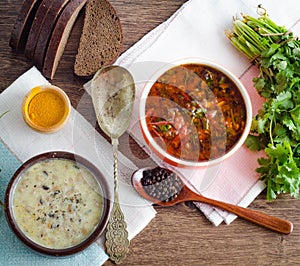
[1,1,300,265]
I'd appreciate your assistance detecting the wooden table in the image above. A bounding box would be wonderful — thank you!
[1,1,299,265]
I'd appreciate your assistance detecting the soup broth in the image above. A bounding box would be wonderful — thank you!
[13,158,104,249]
[145,63,247,162]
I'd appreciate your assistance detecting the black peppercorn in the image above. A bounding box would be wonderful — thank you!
[141,167,183,202]
[43,170,48,176]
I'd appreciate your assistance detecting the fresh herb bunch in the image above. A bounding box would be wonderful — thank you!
[226,7,300,200]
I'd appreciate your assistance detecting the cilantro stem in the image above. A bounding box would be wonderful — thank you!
[269,113,274,146]
[0,111,9,209]
[0,110,9,119]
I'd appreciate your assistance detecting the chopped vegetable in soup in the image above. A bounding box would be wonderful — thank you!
[145,64,247,162]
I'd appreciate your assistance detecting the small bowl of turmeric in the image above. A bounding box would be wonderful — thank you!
[22,85,71,133]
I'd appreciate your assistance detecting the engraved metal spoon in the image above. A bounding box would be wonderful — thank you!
[132,167,293,234]
[91,65,135,264]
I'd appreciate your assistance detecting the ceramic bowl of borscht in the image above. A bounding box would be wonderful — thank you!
[139,59,252,168]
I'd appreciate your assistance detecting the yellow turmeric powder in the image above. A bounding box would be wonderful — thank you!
[28,91,65,127]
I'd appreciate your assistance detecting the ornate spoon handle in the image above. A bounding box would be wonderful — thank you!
[105,139,130,264]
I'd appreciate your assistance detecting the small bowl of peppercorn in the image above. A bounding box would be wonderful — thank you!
[139,58,252,168]
[4,151,111,257]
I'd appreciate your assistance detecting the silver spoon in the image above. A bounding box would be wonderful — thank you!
[132,167,293,234]
[91,65,135,264]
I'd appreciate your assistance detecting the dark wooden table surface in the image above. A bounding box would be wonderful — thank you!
[1,1,300,265]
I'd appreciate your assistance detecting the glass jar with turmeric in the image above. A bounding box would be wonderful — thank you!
[22,85,71,133]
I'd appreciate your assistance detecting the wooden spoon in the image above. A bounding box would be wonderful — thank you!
[132,167,293,234]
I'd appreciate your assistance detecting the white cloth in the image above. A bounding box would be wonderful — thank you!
[0,67,156,265]
[109,0,300,225]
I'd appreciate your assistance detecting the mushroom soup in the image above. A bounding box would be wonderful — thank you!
[12,158,104,249]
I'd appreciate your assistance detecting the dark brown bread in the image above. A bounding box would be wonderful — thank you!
[33,0,71,68]
[24,0,55,59]
[9,0,43,52]
[43,0,87,79]
[74,0,123,77]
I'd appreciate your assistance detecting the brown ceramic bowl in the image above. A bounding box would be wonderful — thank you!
[139,59,252,168]
[5,151,111,257]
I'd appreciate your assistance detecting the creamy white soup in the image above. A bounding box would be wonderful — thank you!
[13,158,104,249]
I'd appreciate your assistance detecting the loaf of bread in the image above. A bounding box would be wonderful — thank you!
[43,0,87,79]
[24,0,55,59]
[9,0,43,52]
[10,0,123,79]
[74,0,123,77]
[33,0,71,67]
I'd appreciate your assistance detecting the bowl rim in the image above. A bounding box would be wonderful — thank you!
[139,58,252,168]
[4,151,111,257]
[22,85,71,133]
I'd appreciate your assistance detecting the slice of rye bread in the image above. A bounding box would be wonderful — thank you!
[43,0,87,79]
[33,0,71,68]
[74,0,123,77]
[9,0,43,52]
[24,0,57,59]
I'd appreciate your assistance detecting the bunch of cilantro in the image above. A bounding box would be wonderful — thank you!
[226,8,300,200]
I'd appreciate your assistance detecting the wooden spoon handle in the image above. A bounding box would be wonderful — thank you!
[191,193,293,234]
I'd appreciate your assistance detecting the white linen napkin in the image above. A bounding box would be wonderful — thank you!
[109,0,300,225]
[0,66,156,265]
